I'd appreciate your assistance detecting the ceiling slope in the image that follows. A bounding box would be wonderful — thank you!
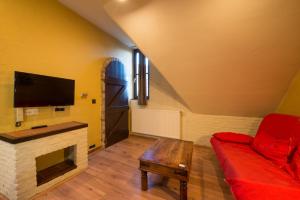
[102,0,300,117]
[62,0,300,117]
[58,0,134,47]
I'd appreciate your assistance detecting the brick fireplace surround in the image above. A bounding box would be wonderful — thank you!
[0,122,88,200]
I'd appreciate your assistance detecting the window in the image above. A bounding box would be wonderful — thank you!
[133,49,150,99]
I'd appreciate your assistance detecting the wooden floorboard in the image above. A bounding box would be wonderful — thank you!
[9,135,234,200]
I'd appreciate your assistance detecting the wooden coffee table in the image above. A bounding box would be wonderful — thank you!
[139,138,193,200]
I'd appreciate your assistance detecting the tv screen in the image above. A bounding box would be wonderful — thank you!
[14,71,75,108]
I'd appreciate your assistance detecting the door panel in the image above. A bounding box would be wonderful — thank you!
[105,60,129,148]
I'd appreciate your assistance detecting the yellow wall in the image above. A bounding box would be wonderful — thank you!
[277,70,300,115]
[0,0,132,159]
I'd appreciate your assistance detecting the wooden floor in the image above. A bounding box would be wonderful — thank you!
[18,135,234,200]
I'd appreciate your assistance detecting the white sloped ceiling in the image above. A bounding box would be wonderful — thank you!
[61,0,300,117]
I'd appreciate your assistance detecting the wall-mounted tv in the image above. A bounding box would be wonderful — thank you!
[14,71,75,108]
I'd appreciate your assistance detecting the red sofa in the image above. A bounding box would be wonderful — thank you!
[211,113,300,200]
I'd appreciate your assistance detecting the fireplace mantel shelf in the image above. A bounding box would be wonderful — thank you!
[0,121,88,144]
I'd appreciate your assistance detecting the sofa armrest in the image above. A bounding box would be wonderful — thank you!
[213,132,254,144]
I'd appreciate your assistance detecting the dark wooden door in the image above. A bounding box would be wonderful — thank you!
[105,60,129,148]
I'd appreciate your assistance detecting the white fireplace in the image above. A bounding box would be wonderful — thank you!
[0,122,88,200]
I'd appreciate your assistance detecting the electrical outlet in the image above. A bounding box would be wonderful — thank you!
[25,108,39,116]
[55,107,65,112]
[15,108,24,122]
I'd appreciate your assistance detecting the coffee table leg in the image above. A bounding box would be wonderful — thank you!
[141,170,148,191]
[180,181,187,200]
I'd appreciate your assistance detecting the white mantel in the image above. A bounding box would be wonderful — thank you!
[0,122,88,200]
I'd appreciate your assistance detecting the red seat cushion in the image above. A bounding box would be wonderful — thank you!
[211,138,300,200]
[213,132,253,144]
[251,131,293,167]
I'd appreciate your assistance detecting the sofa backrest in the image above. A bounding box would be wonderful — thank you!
[256,113,300,145]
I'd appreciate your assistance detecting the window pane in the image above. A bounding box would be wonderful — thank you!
[145,57,149,73]
[146,74,149,97]
[135,52,139,74]
[136,74,139,97]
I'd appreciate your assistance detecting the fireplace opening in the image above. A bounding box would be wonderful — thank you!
[36,145,77,186]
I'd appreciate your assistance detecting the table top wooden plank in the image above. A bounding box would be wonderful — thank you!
[0,121,88,144]
[139,138,193,171]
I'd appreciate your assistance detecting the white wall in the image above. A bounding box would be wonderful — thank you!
[131,71,262,146]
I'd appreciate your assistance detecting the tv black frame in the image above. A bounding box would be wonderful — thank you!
[14,71,75,108]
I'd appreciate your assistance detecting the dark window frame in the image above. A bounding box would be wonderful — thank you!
[133,49,150,100]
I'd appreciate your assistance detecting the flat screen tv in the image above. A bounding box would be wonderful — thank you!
[14,71,75,108]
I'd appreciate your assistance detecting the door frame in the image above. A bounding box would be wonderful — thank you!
[101,57,117,147]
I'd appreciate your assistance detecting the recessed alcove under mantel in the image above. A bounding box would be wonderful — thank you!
[0,122,88,200]
[36,145,77,186]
